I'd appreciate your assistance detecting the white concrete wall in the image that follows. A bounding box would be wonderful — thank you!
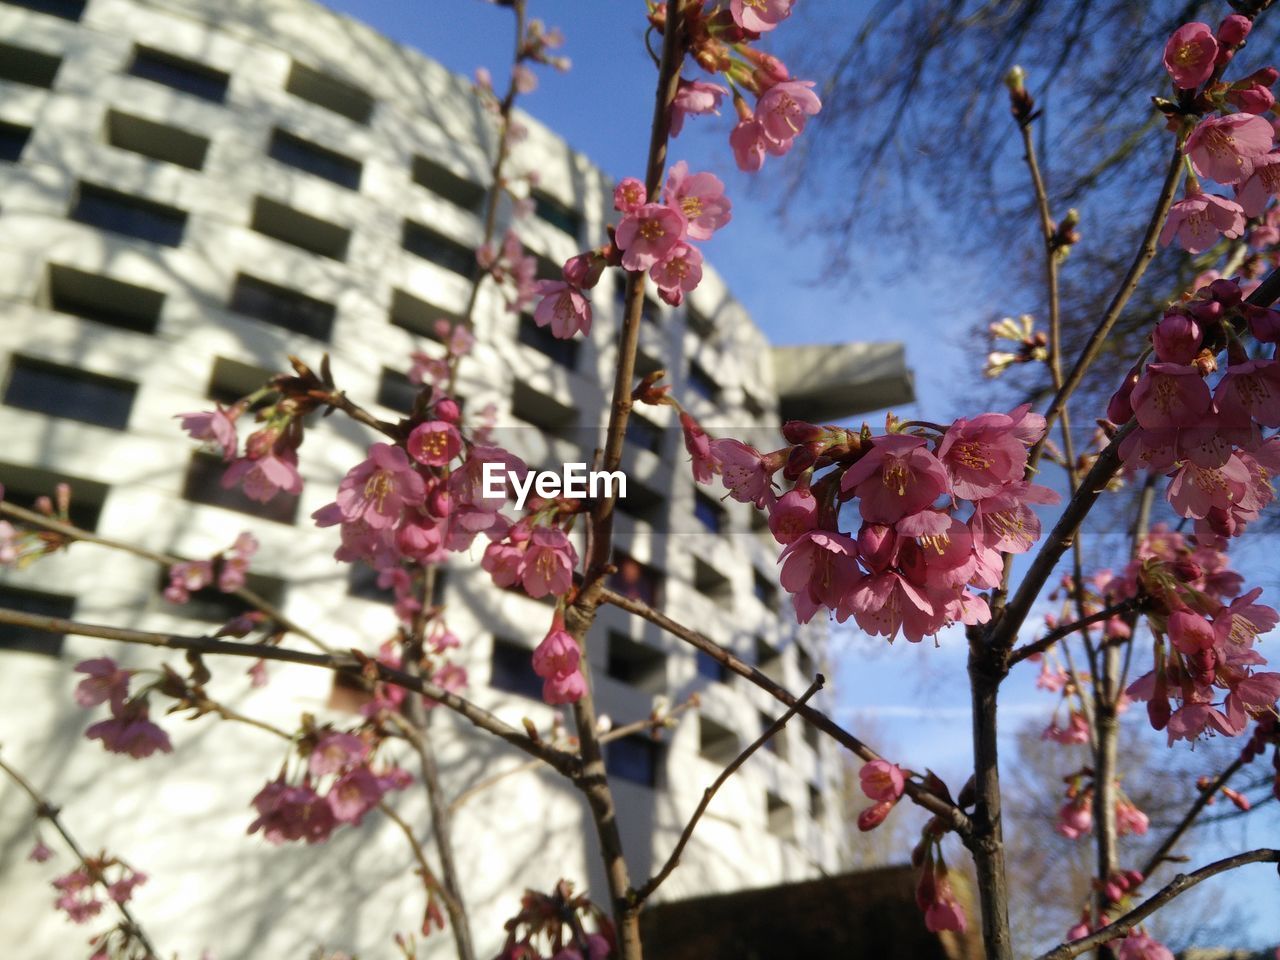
[0,0,844,956]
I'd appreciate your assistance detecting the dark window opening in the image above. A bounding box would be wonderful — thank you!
[181,452,298,524]
[517,314,579,368]
[250,196,350,261]
[809,783,826,820]
[760,711,789,760]
[230,274,335,340]
[490,636,542,700]
[0,585,72,656]
[267,128,362,190]
[699,714,739,765]
[376,367,419,415]
[285,62,373,124]
[412,155,484,212]
[206,356,273,409]
[70,183,186,247]
[694,492,725,534]
[605,734,662,787]
[4,355,136,430]
[608,553,661,607]
[615,480,664,528]
[388,288,460,340]
[106,111,209,170]
[0,120,31,162]
[688,360,720,404]
[510,380,577,440]
[0,41,60,88]
[695,648,730,684]
[2,0,85,20]
[532,189,582,238]
[128,46,228,103]
[46,264,165,334]
[686,305,715,338]
[753,571,779,611]
[743,391,767,421]
[0,462,108,531]
[402,221,475,277]
[693,556,733,606]
[767,791,794,839]
[606,632,666,694]
[626,414,663,455]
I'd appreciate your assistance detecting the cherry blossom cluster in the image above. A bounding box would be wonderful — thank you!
[1158,16,1280,254]
[163,532,258,604]
[983,313,1048,379]
[654,0,823,173]
[0,481,78,568]
[176,391,302,505]
[473,16,569,153]
[247,728,411,847]
[49,857,146,927]
[493,880,613,960]
[854,758,906,831]
[914,843,967,935]
[1053,771,1149,842]
[477,229,539,315]
[73,658,172,760]
[662,392,1057,641]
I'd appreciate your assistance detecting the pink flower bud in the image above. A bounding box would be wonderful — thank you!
[782,420,825,443]
[1209,277,1243,305]
[856,799,894,831]
[613,177,646,214]
[1245,304,1280,342]
[434,397,461,423]
[1218,13,1252,46]
[562,252,604,289]
[1153,313,1203,364]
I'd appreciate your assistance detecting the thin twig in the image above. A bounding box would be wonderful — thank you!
[1139,753,1248,879]
[634,677,824,903]
[598,588,972,837]
[0,607,578,776]
[0,751,162,959]
[1008,599,1141,665]
[1033,849,1280,960]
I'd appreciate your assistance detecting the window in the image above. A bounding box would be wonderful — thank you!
[796,644,816,681]
[687,360,719,404]
[614,283,661,325]
[181,452,299,524]
[490,636,542,699]
[388,288,460,340]
[809,783,826,820]
[694,492,725,533]
[606,632,666,694]
[605,734,662,787]
[803,718,820,751]
[158,568,286,624]
[756,636,784,683]
[517,314,579,368]
[608,554,661,607]
[402,221,475,277]
[686,304,715,338]
[693,557,733,607]
[250,197,350,261]
[4,355,136,430]
[412,155,484,212]
[0,585,73,657]
[533,254,561,282]
[0,120,30,162]
[759,711,789,760]
[698,715,739,765]
[532,189,582,238]
[206,356,273,408]
[0,41,60,88]
[106,111,209,170]
[285,62,373,124]
[766,791,794,839]
[626,415,663,455]
[230,274,335,340]
[0,462,108,531]
[510,380,577,440]
[46,265,165,334]
[615,479,664,528]
[743,391,767,421]
[128,47,228,103]
[633,351,663,382]
[268,128,362,190]
[376,367,419,415]
[2,0,85,20]
[695,648,729,684]
[70,183,187,247]
[753,571,779,611]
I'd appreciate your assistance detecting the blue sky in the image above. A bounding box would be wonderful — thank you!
[320,1,1277,947]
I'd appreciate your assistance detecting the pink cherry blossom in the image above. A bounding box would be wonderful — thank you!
[164,559,213,603]
[1214,359,1280,426]
[614,203,686,271]
[217,531,258,592]
[1152,313,1203,364]
[1115,798,1150,836]
[1165,454,1251,519]
[1159,193,1245,253]
[711,438,777,508]
[768,487,818,544]
[532,618,585,705]
[1130,363,1212,429]
[73,658,131,710]
[729,117,774,172]
[936,411,1032,500]
[176,406,238,461]
[1186,113,1274,185]
[309,732,369,778]
[1163,23,1218,89]
[778,529,861,623]
[662,162,732,241]
[1055,796,1093,839]
[332,443,426,529]
[649,243,703,302]
[839,435,950,524]
[407,421,462,468]
[532,279,593,338]
[85,706,172,759]
[519,526,578,598]
[247,779,336,845]
[613,178,647,213]
[327,767,386,824]
[1116,932,1174,960]
[1236,153,1280,217]
[222,449,302,503]
[680,412,721,484]
[670,79,727,136]
[756,81,822,143]
[859,760,905,802]
[730,0,794,33]
[971,481,1060,553]
[844,570,938,642]
[542,670,586,705]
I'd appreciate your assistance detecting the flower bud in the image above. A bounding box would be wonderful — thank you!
[1106,363,1141,424]
[1245,304,1280,342]
[1153,313,1203,363]
[562,251,605,289]
[434,397,461,423]
[782,420,825,444]
[1208,277,1242,306]
[1217,13,1252,46]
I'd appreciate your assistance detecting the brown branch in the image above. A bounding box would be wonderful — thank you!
[1008,599,1141,666]
[598,588,972,837]
[634,677,823,904]
[0,607,578,777]
[1139,753,1248,880]
[1033,849,1280,960]
[0,750,161,959]
[0,501,333,654]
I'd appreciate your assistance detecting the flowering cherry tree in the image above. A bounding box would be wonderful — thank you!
[2,2,1280,960]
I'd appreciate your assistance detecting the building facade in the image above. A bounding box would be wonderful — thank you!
[0,0,913,956]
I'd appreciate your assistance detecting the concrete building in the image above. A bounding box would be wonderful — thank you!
[0,0,912,956]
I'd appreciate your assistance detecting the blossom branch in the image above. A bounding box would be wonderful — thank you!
[1007,599,1142,666]
[0,607,579,777]
[0,749,161,959]
[1139,753,1248,879]
[0,500,332,654]
[634,677,823,904]
[598,588,972,836]
[1032,848,1280,960]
